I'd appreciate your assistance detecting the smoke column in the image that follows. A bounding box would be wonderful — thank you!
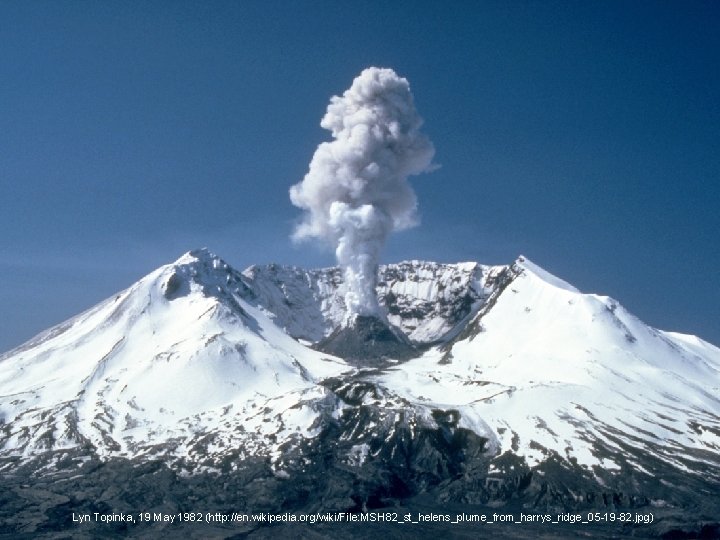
[290,67,435,323]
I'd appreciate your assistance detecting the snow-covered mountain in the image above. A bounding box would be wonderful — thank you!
[0,250,350,467]
[1,248,719,537]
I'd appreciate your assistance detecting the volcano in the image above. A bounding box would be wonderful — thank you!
[0,249,719,538]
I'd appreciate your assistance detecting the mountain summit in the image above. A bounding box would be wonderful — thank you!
[1,249,719,537]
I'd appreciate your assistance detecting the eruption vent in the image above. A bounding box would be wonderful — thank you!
[290,67,435,323]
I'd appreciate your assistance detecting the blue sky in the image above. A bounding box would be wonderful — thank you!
[1,1,719,351]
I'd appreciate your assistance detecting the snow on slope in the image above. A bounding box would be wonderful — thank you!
[379,256,720,477]
[0,249,349,464]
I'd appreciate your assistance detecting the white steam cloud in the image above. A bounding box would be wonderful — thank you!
[290,67,435,322]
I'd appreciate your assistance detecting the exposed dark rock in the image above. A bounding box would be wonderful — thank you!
[315,316,420,366]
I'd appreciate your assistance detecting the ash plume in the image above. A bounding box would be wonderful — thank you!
[290,67,435,323]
